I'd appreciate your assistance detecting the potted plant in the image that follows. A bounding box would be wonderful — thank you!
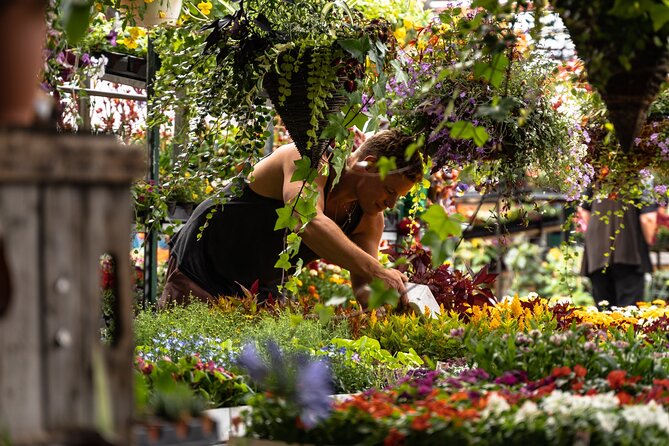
[108,0,184,27]
[551,0,669,152]
[200,0,395,166]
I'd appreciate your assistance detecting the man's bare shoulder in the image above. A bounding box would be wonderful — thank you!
[353,211,385,236]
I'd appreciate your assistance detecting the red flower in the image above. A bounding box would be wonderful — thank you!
[574,364,587,378]
[384,428,406,446]
[616,391,632,405]
[551,366,572,378]
[607,370,627,390]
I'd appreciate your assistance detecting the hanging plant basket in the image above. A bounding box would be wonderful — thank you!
[119,0,183,28]
[263,49,356,167]
[553,0,669,152]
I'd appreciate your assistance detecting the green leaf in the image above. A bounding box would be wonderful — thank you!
[291,157,318,183]
[471,0,501,10]
[338,37,372,61]
[61,0,92,45]
[476,96,518,121]
[420,205,464,240]
[473,126,489,147]
[390,60,409,84]
[294,187,319,224]
[421,230,454,267]
[368,278,400,309]
[274,205,298,230]
[330,148,347,187]
[375,156,397,181]
[286,232,302,255]
[648,3,669,31]
[314,303,335,324]
[321,112,350,141]
[404,135,425,160]
[274,252,292,271]
[448,120,475,140]
[473,54,509,88]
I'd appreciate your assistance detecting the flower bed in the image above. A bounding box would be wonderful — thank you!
[134,293,669,444]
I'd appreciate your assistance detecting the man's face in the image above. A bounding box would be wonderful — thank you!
[357,172,417,214]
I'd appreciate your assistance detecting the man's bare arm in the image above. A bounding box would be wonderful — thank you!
[280,153,406,298]
[640,211,658,246]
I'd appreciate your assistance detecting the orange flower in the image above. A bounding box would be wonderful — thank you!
[450,392,469,402]
[410,413,431,431]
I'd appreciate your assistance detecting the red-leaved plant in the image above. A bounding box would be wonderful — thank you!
[384,242,498,318]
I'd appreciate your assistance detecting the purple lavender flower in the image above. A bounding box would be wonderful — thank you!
[237,343,268,384]
[296,359,333,429]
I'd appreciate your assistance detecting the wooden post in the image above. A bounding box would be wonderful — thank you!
[0,131,144,445]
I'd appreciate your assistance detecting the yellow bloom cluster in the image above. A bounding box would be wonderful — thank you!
[572,300,669,330]
[468,296,552,332]
[198,1,213,15]
[119,27,147,50]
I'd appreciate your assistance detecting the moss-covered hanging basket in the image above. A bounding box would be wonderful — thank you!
[263,48,357,167]
[553,0,669,152]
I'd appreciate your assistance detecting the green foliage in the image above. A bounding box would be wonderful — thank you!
[134,302,351,361]
[362,312,468,361]
[465,323,669,383]
[321,336,423,391]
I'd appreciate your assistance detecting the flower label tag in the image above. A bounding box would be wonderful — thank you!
[406,283,440,319]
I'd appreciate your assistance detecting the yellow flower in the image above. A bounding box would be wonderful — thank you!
[205,184,214,195]
[144,0,156,3]
[403,19,414,30]
[191,192,198,200]
[394,27,406,42]
[128,27,146,40]
[119,37,138,49]
[159,10,166,18]
[198,1,213,15]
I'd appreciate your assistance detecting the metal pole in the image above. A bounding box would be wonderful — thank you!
[143,36,160,309]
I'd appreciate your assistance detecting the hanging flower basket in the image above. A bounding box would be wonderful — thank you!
[553,0,669,152]
[263,49,358,167]
[119,0,183,27]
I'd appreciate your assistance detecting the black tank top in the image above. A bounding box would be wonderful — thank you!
[170,177,363,299]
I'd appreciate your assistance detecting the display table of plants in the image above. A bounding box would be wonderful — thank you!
[132,268,669,446]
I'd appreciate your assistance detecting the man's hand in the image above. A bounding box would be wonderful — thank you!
[375,266,409,308]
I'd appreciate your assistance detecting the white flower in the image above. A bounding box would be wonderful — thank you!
[513,400,541,424]
[594,411,618,434]
[621,401,669,435]
[481,392,511,418]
